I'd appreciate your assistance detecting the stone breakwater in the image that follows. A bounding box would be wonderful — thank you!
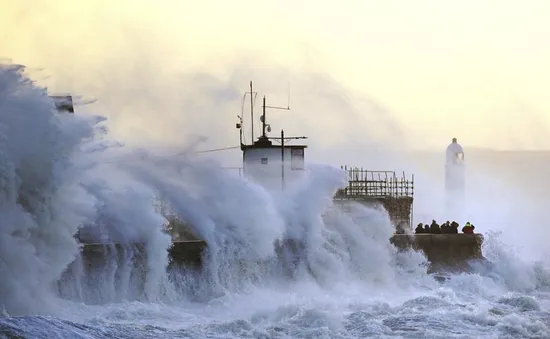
[72,233,483,277]
[390,233,485,273]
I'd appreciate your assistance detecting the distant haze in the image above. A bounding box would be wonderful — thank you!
[408,148,550,260]
[2,1,550,151]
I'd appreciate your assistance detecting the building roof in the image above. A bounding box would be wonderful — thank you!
[240,137,307,151]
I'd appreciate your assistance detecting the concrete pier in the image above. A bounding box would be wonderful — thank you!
[57,240,208,302]
[390,233,484,273]
[76,234,483,275]
[80,240,207,269]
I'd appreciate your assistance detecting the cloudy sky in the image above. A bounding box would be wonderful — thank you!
[2,0,550,153]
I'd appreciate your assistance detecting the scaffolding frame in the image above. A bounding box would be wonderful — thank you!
[335,166,414,198]
[334,166,415,229]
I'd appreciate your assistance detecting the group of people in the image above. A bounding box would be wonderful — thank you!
[414,220,475,234]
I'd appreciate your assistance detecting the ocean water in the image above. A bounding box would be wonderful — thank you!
[1,63,550,339]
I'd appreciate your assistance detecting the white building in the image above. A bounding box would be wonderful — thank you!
[237,84,307,191]
[445,137,465,220]
[241,135,307,191]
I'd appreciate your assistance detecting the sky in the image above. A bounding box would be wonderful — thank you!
[2,0,550,152]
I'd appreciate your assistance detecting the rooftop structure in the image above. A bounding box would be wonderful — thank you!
[236,81,307,191]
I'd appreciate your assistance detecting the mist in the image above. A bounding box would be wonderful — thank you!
[3,0,550,263]
[5,0,550,150]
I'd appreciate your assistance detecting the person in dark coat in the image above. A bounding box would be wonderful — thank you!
[429,220,441,234]
[450,221,459,234]
[441,221,451,234]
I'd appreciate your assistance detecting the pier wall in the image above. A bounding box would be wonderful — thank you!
[58,240,207,302]
[72,233,483,283]
[333,197,414,228]
[390,233,484,273]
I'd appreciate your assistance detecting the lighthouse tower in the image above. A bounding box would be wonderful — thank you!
[236,81,307,191]
[445,137,465,221]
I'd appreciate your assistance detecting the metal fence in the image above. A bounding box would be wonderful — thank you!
[336,166,414,199]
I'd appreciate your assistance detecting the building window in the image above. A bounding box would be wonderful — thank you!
[291,148,304,170]
[261,157,268,164]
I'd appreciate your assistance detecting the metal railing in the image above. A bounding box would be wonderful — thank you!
[336,166,414,199]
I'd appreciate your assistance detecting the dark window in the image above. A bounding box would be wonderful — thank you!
[291,149,304,170]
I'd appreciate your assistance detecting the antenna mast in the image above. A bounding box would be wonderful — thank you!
[261,90,292,139]
[262,96,267,138]
[250,81,254,142]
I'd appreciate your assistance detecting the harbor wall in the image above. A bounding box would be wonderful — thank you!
[390,233,484,273]
[72,233,483,280]
[333,197,414,228]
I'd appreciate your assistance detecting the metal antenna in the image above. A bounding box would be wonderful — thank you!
[262,96,267,138]
[250,81,254,141]
[262,92,291,138]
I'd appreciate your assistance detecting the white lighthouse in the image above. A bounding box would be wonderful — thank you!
[445,137,465,221]
[237,82,307,191]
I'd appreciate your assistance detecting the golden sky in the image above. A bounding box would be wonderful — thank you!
[2,0,550,152]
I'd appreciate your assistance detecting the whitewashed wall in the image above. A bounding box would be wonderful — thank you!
[243,147,305,190]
